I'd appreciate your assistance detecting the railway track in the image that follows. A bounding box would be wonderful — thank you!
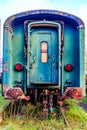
[60,106,71,129]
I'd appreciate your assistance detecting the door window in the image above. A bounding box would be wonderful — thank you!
[41,41,48,63]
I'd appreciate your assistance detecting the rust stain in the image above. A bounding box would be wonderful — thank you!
[11,34,14,40]
[9,15,16,21]
[4,62,8,65]
[4,87,30,100]
[62,87,82,100]
[4,62,8,72]
[3,84,8,92]
[25,11,28,16]
[4,68,8,72]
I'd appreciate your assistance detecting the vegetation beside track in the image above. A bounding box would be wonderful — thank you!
[0,85,11,113]
[64,99,87,129]
[0,84,87,129]
[0,84,1,94]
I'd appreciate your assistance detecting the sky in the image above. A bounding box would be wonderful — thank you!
[0,0,87,57]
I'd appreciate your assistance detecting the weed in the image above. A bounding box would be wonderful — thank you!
[81,95,87,104]
[1,98,87,129]
[64,99,87,129]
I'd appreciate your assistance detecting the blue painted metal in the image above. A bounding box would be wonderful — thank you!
[27,21,61,88]
[4,10,84,29]
[3,10,85,95]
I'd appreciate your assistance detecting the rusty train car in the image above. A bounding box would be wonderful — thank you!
[2,10,85,102]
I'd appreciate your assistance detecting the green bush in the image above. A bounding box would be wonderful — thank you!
[64,99,87,129]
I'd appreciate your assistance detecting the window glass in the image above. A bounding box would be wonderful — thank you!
[41,41,48,63]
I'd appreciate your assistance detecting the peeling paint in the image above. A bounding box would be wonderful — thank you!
[11,34,14,40]
[4,68,8,72]
[3,10,85,96]
[3,84,8,92]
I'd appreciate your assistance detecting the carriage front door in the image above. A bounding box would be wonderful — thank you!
[27,21,61,87]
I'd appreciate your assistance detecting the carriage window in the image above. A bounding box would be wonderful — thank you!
[41,41,48,63]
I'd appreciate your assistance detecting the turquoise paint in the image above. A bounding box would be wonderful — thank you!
[3,10,85,95]
[3,28,13,88]
[27,21,61,88]
[79,29,85,96]
[12,24,26,91]
[62,25,75,90]
[3,24,26,92]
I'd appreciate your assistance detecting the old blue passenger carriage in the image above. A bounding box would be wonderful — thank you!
[2,10,85,103]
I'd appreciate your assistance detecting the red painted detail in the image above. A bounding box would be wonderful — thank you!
[65,64,73,72]
[15,63,23,71]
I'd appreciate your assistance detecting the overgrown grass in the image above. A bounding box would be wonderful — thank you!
[0,99,87,130]
[0,96,10,112]
[64,99,87,129]
[0,84,1,94]
[1,83,87,130]
[0,101,67,130]
[0,118,67,130]
[0,84,10,113]
[81,95,87,104]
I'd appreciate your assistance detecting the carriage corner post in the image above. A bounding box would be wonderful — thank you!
[2,9,85,105]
